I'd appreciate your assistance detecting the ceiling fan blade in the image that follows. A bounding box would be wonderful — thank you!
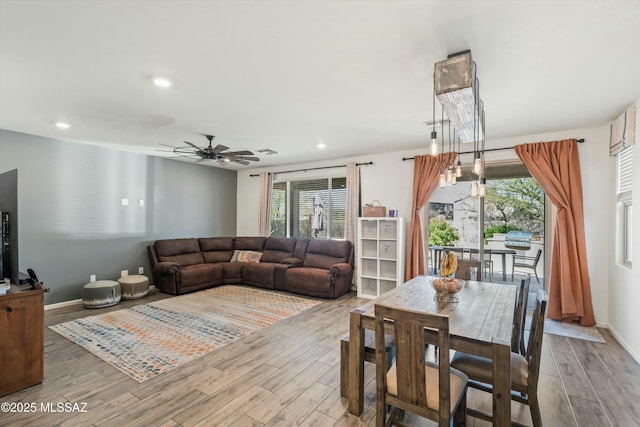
[160,143,178,148]
[223,150,254,156]
[184,141,204,152]
[237,156,260,162]
[211,144,229,153]
[231,159,250,166]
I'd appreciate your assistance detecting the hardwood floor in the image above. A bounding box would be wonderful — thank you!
[2,288,639,426]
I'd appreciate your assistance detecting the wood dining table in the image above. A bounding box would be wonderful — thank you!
[346,275,516,426]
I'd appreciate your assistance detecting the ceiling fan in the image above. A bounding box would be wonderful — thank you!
[159,135,260,165]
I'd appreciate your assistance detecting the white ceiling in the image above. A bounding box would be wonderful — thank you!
[1,0,639,169]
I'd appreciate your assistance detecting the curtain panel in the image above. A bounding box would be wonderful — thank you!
[345,162,360,245]
[346,162,361,284]
[258,172,273,237]
[405,152,457,281]
[514,139,595,326]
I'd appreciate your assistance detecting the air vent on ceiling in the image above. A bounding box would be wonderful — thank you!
[257,148,279,155]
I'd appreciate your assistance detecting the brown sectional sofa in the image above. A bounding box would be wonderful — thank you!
[147,236,353,299]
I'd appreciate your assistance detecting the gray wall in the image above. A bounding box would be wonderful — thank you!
[0,129,237,304]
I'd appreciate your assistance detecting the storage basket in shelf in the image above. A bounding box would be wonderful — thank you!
[363,200,387,217]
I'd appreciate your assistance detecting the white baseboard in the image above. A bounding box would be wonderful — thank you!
[605,324,640,365]
[44,285,157,311]
[45,299,82,311]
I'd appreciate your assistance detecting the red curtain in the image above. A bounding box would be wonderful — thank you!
[514,139,595,326]
[405,153,457,281]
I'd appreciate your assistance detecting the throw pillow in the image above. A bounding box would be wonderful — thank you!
[230,250,263,263]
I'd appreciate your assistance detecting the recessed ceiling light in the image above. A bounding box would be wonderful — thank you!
[317,143,326,149]
[152,77,173,88]
[55,122,71,129]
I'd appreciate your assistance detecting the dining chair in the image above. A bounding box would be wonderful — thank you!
[511,277,531,355]
[512,248,543,284]
[450,290,548,427]
[339,331,394,398]
[455,259,481,281]
[374,303,468,427]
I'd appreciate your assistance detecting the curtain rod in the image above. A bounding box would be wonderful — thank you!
[249,161,373,177]
[401,138,585,161]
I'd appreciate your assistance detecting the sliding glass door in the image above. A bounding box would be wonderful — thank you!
[427,161,545,288]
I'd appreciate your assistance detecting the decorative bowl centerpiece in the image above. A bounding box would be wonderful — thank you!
[430,251,464,302]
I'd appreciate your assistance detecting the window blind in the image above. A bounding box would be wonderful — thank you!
[617,146,633,195]
[270,177,346,239]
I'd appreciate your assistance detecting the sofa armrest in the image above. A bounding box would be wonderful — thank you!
[330,262,354,298]
[152,261,180,294]
[281,257,303,266]
[153,261,180,274]
[330,262,353,277]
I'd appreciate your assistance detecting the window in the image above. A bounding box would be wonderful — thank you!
[270,177,346,239]
[617,146,633,265]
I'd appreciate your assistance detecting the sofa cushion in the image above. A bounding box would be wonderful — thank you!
[199,237,234,263]
[234,237,267,251]
[286,267,333,298]
[303,240,351,270]
[293,238,310,259]
[155,238,204,267]
[261,237,297,263]
[230,250,263,263]
[180,263,223,289]
[221,262,243,284]
[242,262,277,289]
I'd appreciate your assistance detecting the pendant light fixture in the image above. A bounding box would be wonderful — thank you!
[430,72,438,155]
[432,50,488,197]
[455,131,463,178]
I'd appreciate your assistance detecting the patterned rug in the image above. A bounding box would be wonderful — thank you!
[50,286,322,382]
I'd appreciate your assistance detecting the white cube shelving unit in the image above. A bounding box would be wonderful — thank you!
[357,217,405,299]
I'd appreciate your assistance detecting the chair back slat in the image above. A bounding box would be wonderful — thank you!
[511,277,531,354]
[525,290,548,391]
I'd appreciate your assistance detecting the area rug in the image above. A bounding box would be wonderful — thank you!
[49,286,322,382]
[543,318,605,343]
[525,316,605,343]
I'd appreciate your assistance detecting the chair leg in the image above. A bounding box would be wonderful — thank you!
[454,391,467,427]
[339,339,348,398]
[529,394,543,427]
[533,268,541,285]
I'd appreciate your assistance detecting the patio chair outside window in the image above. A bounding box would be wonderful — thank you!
[512,248,543,284]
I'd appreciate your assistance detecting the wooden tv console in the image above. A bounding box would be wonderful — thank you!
[0,286,45,397]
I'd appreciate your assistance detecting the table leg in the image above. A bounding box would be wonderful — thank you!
[348,309,365,416]
[501,253,507,281]
[492,341,511,427]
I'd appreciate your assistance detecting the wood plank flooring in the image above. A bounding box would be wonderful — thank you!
[1,288,639,426]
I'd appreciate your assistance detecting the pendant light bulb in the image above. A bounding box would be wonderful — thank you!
[430,130,438,155]
[473,156,482,175]
[451,173,457,185]
[479,177,486,197]
[439,172,446,188]
[470,180,479,198]
[455,160,462,177]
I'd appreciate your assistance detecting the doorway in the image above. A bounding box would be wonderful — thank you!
[426,161,546,298]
